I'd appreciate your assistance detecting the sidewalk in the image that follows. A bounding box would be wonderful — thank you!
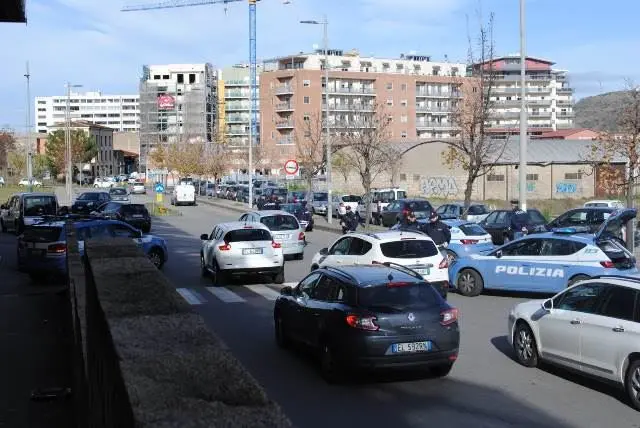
[0,234,74,427]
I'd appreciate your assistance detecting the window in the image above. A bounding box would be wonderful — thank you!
[330,237,352,255]
[487,174,505,182]
[565,172,582,180]
[153,75,161,80]
[303,96,310,104]
[303,80,310,87]
[358,282,440,310]
[189,74,196,84]
[348,238,372,256]
[400,115,408,123]
[401,99,408,107]
[224,229,272,242]
[177,74,184,83]
[501,238,543,256]
[468,205,488,215]
[401,83,407,91]
[162,75,169,80]
[526,174,539,181]
[401,131,407,138]
[386,82,393,90]
[110,224,137,238]
[597,286,638,322]
[311,275,336,301]
[539,239,585,256]
[303,114,310,121]
[298,272,322,298]
[399,173,407,181]
[260,215,299,231]
[386,99,393,106]
[379,240,438,259]
[553,284,606,314]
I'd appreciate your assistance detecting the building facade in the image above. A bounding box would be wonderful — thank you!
[218,64,262,147]
[469,55,575,136]
[260,49,466,168]
[138,63,217,171]
[35,92,139,134]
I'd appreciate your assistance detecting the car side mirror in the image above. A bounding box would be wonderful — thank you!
[200,234,208,240]
[495,250,503,258]
[280,286,293,296]
[319,247,329,256]
[542,299,553,311]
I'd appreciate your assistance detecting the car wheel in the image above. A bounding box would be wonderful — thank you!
[457,269,483,297]
[567,274,590,287]
[320,342,343,384]
[430,363,454,378]
[295,252,304,261]
[625,359,640,411]
[200,253,208,277]
[273,266,285,284]
[211,261,225,286]
[148,248,164,269]
[274,313,290,349]
[513,322,539,367]
[445,249,457,264]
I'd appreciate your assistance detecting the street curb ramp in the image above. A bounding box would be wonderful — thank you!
[65,223,293,428]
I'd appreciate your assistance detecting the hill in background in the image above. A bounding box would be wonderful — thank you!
[574,91,627,132]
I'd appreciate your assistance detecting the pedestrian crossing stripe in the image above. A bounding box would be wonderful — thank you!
[176,282,298,305]
[176,288,206,305]
[245,284,281,301]
[206,286,246,303]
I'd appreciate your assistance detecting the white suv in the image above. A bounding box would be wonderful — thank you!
[508,276,640,411]
[310,230,449,298]
[200,221,285,286]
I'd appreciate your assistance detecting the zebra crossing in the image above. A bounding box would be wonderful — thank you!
[176,282,298,305]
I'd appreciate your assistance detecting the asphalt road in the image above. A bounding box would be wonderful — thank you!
[135,194,640,428]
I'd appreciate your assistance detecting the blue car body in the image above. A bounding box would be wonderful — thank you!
[17,218,168,275]
[440,219,495,257]
[448,209,639,295]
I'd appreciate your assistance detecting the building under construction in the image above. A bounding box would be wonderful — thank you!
[138,63,217,172]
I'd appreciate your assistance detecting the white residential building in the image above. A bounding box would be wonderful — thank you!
[34,92,139,134]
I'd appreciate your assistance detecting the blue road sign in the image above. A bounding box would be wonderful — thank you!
[155,183,165,193]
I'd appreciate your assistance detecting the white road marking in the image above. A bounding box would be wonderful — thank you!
[176,288,204,305]
[206,287,246,303]
[245,285,281,301]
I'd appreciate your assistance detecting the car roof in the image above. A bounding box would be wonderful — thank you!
[251,210,297,217]
[218,221,271,231]
[12,192,56,198]
[581,276,640,291]
[523,231,595,244]
[319,264,424,287]
[567,206,614,211]
[351,230,434,243]
[79,190,109,194]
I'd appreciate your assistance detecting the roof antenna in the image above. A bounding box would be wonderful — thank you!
[387,273,393,281]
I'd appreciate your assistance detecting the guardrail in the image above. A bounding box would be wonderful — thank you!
[65,224,291,427]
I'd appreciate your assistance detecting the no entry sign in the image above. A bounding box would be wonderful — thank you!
[284,159,299,175]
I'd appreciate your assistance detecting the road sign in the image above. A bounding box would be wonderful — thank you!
[284,159,299,175]
[155,183,165,193]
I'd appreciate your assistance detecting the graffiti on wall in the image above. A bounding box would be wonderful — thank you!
[421,176,459,198]
[556,183,577,194]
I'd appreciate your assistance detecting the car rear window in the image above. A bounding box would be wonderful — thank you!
[260,215,299,231]
[358,282,441,310]
[110,188,127,195]
[24,196,57,216]
[468,205,488,215]
[380,239,439,258]
[406,200,432,211]
[272,188,287,195]
[585,203,609,207]
[77,192,100,201]
[527,210,547,224]
[342,195,362,203]
[458,223,487,236]
[22,226,62,242]
[224,229,272,242]
[121,204,148,215]
[313,192,328,201]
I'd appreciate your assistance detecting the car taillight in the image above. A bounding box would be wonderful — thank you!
[47,243,67,254]
[387,281,412,288]
[218,243,231,251]
[345,314,379,331]
[600,261,615,268]
[298,232,305,241]
[439,258,449,269]
[460,239,478,245]
[440,308,459,326]
[272,241,282,249]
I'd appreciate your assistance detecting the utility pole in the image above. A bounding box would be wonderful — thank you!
[518,0,528,211]
[65,82,72,203]
[24,62,33,192]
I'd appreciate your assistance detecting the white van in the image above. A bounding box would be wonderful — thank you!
[358,187,407,224]
[171,182,196,206]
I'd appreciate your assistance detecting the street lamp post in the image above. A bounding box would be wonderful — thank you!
[24,62,33,193]
[65,82,82,204]
[301,16,332,224]
[518,0,528,210]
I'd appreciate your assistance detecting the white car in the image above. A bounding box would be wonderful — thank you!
[171,182,196,206]
[130,180,146,195]
[93,177,114,188]
[332,195,362,217]
[239,210,305,260]
[508,276,640,411]
[18,178,42,187]
[200,221,285,285]
[310,230,449,298]
[0,176,5,187]
[584,200,625,209]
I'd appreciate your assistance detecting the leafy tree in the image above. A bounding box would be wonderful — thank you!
[32,154,49,178]
[0,129,16,175]
[45,129,98,177]
[8,151,26,177]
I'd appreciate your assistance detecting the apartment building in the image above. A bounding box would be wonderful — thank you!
[218,64,262,147]
[469,55,575,136]
[260,49,466,166]
[138,63,217,170]
[34,92,139,134]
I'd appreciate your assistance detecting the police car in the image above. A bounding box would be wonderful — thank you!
[441,219,495,263]
[449,209,638,296]
[17,218,168,280]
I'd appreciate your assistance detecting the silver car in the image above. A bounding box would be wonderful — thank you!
[311,191,328,215]
[239,210,305,260]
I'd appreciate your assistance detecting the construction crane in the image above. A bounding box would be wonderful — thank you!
[121,0,284,207]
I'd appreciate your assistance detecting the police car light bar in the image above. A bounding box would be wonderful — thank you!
[551,226,592,234]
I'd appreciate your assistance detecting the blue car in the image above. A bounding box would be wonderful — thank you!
[441,219,495,262]
[17,218,168,280]
[449,208,638,296]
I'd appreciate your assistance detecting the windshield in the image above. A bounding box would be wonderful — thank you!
[224,229,272,242]
[260,214,299,231]
[407,200,432,212]
[342,195,362,203]
[110,188,127,195]
[77,193,100,201]
[23,196,57,216]
[22,226,62,242]
[380,239,439,258]
[280,203,302,214]
[271,188,287,196]
[313,192,328,202]
[527,210,547,224]
[358,282,441,310]
[468,205,489,215]
[458,223,488,236]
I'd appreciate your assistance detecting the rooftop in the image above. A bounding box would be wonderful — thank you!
[49,120,115,131]
[1,0,26,23]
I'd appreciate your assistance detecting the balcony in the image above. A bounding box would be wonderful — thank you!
[416,90,461,98]
[225,79,250,86]
[557,87,573,94]
[416,105,452,113]
[556,123,575,129]
[275,85,294,95]
[530,111,552,118]
[275,102,294,112]
[276,119,294,129]
[328,119,375,128]
[327,87,376,95]
[528,99,552,106]
[323,102,374,111]
[556,111,575,118]
[416,121,455,129]
[556,100,572,106]
[225,90,249,98]
[226,115,249,123]
[226,128,248,135]
[225,103,251,111]
[277,137,294,145]
[495,74,552,82]
[495,111,522,119]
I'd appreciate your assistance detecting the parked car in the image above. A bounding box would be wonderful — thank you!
[435,203,490,223]
[239,210,305,260]
[479,209,548,245]
[379,199,434,227]
[93,202,152,233]
[279,202,314,231]
[71,191,111,214]
[332,195,362,218]
[1,192,59,234]
[108,187,130,203]
[93,177,114,189]
[131,180,146,195]
[584,200,625,209]
[546,207,616,234]
[311,192,329,215]
[0,176,5,187]
[261,187,287,205]
[18,177,42,187]
[286,191,308,203]
[358,187,408,224]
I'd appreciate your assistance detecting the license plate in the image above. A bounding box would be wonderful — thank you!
[28,249,46,257]
[414,268,430,275]
[274,234,290,241]
[242,248,263,255]
[392,341,432,353]
[132,214,144,218]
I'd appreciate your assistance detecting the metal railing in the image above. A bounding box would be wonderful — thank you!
[416,105,451,113]
[275,120,294,128]
[275,85,294,94]
[327,87,376,95]
[322,102,374,111]
[277,137,294,145]
[416,121,455,129]
[275,102,294,111]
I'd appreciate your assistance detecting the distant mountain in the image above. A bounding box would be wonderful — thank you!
[574,91,627,132]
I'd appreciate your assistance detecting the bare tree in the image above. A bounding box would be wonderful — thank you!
[443,12,508,210]
[586,80,640,249]
[331,151,350,184]
[201,143,229,182]
[294,112,329,199]
[336,103,399,228]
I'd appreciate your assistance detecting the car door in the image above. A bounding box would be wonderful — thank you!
[288,272,323,342]
[537,283,606,370]
[346,237,373,264]
[537,238,586,292]
[382,201,400,226]
[204,226,219,266]
[300,274,335,347]
[579,284,639,381]
[482,211,508,244]
[489,238,543,290]
[320,237,355,267]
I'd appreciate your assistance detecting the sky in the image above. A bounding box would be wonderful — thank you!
[1,0,639,131]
